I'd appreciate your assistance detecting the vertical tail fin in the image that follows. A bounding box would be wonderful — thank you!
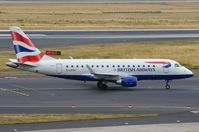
[10,26,44,63]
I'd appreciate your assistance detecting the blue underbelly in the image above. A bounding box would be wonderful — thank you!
[49,74,193,81]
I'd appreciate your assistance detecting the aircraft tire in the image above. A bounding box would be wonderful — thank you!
[166,84,170,90]
[97,81,108,90]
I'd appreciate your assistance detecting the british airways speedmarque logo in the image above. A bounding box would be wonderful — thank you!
[145,61,171,68]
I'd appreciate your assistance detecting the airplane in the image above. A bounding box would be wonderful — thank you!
[6,26,194,90]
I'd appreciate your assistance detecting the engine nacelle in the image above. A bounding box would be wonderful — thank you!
[117,76,137,87]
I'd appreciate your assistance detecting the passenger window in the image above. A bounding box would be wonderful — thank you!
[123,65,125,68]
[107,65,109,68]
[91,65,94,68]
[148,65,150,67]
[143,65,145,67]
[96,65,99,68]
[101,65,104,68]
[118,65,120,68]
[71,65,73,68]
[66,65,68,68]
[81,65,84,68]
[153,65,155,67]
[112,65,115,68]
[128,65,130,67]
[138,65,140,67]
[132,65,135,67]
[76,65,79,68]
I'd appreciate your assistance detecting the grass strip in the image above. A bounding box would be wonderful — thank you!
[0,114,159,125]
[1,3,199,29]
[194,71,199,76]
[0,72,43,77]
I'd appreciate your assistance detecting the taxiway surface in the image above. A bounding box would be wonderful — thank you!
[0,76,198,131]
[0,76,198,114]
[1,29,199,51]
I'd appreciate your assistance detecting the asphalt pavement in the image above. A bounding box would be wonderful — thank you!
[1,29,199,51]
[23,122,199,132]
[0,76,198,131]
[0,76,198,113]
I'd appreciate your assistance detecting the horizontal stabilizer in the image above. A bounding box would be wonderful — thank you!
[7,59,37,68]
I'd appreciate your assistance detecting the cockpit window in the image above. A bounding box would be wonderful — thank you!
[175,63,180,67]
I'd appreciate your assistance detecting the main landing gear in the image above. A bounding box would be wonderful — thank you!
[165,80,172,90]
[97,81,108,90]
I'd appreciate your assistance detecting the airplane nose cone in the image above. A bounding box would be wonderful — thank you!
[185,68,194,77]
[190,70,194,77]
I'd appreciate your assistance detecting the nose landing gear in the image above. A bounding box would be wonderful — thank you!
[165,80,172,90]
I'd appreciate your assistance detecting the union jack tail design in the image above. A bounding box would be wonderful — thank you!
[10,26,44,63]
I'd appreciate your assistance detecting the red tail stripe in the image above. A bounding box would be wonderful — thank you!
[17,53,44,63]
[11,31,35,48]
[146,61,170,64]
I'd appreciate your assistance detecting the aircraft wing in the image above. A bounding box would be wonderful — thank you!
[86,65,125,80]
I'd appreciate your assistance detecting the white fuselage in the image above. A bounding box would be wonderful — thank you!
[24,59,193,81]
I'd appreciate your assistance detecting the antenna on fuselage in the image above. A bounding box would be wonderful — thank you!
[69,56,73,59]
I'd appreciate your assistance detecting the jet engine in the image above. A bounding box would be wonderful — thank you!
[117,76,137,87]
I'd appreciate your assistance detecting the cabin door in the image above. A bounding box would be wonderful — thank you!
[163,66,169,73]
[56,63,62,74]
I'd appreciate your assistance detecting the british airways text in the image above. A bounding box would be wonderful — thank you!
[117,68,155,72]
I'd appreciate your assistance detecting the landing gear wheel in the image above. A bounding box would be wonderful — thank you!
[97,81,108,90]
[166,84,170,90]
[165,80,171,90]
